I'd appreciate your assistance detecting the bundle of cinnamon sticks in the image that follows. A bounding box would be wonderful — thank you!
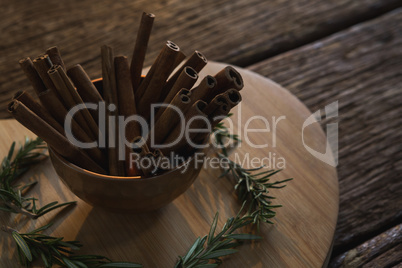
[9,12,243,178]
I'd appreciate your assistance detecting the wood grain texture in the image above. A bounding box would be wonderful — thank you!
[329,224,401,268]
[248,8,402,261]
[1,0,402,119]
[0,62,338,267]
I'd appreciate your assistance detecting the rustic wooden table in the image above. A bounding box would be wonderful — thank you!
[0,1,401,267]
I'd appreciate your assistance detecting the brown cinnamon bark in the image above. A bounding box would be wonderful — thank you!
[207,66,243,102]
[39,67,107,167]
[13,90,106,167]
[204,89,241,116]
[48,65,99,141]
[173,50,186,69]
[8,100,105,174]
[115,56,141,175]
[190,75,217,104]
[35,88,98,152]
[195,90,241,147]
[12,91,64,135]
[164,51,207,94]
[204,94,228,116]
[19,57,47,95]
[209,102,229,126]
[130,12,155,94]
[31,55,70,124]
[36,89,67,125]
[46,46,65,71]
[149,89,191,147]
[194,100,231,149]
[161,100,209,156]
[136,41,181,120]
[101,45,125,176]
[67,64,103,123]
[162,66,198,107]
[32,55,63,102]
[222,88,242,109]
[127,136,150,176]
[140,153,156,177]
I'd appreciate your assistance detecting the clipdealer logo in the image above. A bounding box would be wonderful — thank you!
[302,101,339,167]
[62,100,338,171]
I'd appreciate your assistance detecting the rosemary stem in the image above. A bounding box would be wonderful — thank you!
[7,202,36,218]
[1,225,17,234]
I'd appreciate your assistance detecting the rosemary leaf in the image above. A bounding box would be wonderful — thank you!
[0,137,77,218]
[212,122,292,226]
[12,231,32,261]
[175,204,259,267]
[4,224,143,268]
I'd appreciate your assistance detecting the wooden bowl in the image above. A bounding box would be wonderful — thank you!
[49,148,204,212]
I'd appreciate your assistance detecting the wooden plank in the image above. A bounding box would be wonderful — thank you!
[329,224,401,267]
[1,0,401,118]
[0,61,338,267]
[248,8,402,259]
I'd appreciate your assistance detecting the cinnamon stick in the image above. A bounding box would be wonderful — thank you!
[67,64,103,123]
[195,90,241,147]
[46,46,66,71]
[19,57,47,95]
[194,100,231,149]
[101,45,124,176]
[222,88,242,110]
[209,102,229,126]
[130,12,155,94]
[204,95,228,116]
[190,75,217,103]
[115,56,138,128]
[32,55,63,102]
[56,65,100,137]
[164,50,207,94]
[136,41,181,120]
[162,66,198,107]
[203,88,241,116]
[13,90,105,166]
[37,87,100,158]
[161,100,209,156]
[208,66,243,101]
[12,90,64,135]
[36,89,68,125]
[205,89,241,132]
[150,89,192,147]
[173,50,186,70]
[8,100,105,174]
[48,65,99,141]
[115,56,141,175]
[149,149,165,176]
[141,153,156,177]
[127,136,150,176]
[37,67,107,167]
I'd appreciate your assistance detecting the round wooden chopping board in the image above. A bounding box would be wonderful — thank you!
[0,62,338,267]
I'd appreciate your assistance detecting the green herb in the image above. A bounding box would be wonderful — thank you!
[1,224,142,268]
[175,121,292,267]
[0,137,75,218]
[213,121,292,229]
[175,203,261,268]
[0,137,142,267]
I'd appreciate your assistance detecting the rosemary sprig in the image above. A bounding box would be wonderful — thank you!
[176,121,292,267]
[0,137,142,267]
[0,137,76,218]
[213,121,293,228]
[1,223,142,268]
[175,203,261,268]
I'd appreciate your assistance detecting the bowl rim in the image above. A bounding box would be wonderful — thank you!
[49,146,202,182]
